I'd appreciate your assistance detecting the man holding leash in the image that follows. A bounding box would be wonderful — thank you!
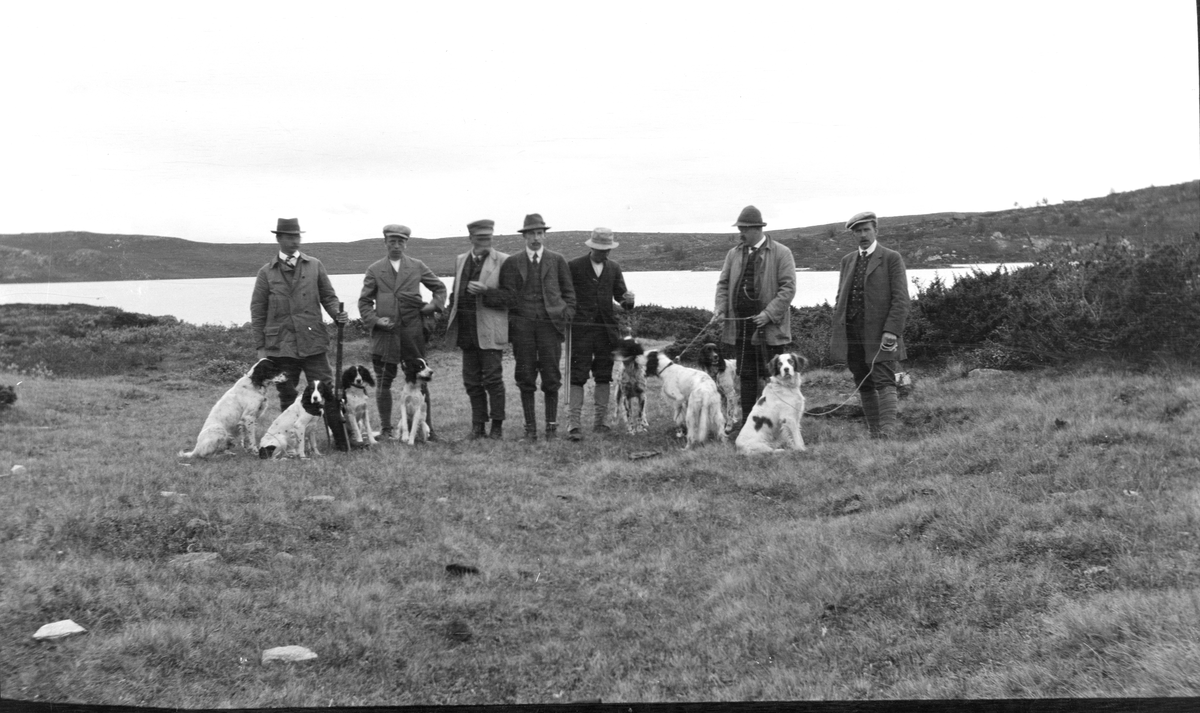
[251,217,348,411]
[444,219,510,440]
[565,227,635,441]
[359,224,447,441]
[830,211,910,439]
[495,213,576,442]
[714,205,796,431]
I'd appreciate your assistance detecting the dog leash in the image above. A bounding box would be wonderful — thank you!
[805,343,889,417]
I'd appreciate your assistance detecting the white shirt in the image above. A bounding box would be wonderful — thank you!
[860,241,878,258]
[389,258,401,273]
[279,251,297,266]
[525,248,544,262]
[591,260,605,277]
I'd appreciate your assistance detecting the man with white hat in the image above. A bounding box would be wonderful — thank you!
[445,219,510,440]
[565,227,635,441]
[830,211,910,439]
[251,217,348,411]
[714,205,796,431]
[359,223,447,441]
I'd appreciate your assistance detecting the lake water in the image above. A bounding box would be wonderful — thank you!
[1,265,1025,326]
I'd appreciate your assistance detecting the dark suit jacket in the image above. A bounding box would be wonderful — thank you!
[567,255,633,342]
[358,255,447,362]
[829,243,910,362]
[495,250,576,337]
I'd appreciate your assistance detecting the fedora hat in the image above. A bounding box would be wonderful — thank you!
[271,218,304,235]
[733,205,766,227]
[466,219,495,237]
[845,211,877,231]
[584,227,618,250]
[518,213,550,233]
[382,224,412,238]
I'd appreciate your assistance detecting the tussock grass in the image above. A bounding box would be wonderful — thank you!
[1,352,1198,706]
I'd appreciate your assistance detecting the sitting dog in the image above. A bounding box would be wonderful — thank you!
[699,342,740,433]
[612,337,649,435]
[396,358,433,445]
[340,365,377,446]
[179,358,286,458]
[258,379,333,459]
[641,349,726,448]
[736,352,808,455]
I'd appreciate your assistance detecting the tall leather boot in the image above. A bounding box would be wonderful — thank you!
[858,389,881,438]
[544,391,558,440]
[593,382,611,432]
[377,387,394,440]
[876,385,898,439]
[422,384,438,442]
[566,384,585,441]
[520,391,537,442]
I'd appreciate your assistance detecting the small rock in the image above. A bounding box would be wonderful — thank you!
[262,645,318,664]
[303,495,335,503]
[1054,418,1069,429]
[968,368,1010,379]
[1123,489,1140,497]
[161,491,185,499]
[33,619,87,640]
[446,563,480,577]
[446,618,472,642]
[627,450,662,461]
[436,497,449,503]
[186,518,209,529]
[274,552,296,562]
[11,464,27,476]
[1083,566,1109,576]
[169,552,221,567]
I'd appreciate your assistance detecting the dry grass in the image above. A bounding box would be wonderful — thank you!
[1,349,1198,706]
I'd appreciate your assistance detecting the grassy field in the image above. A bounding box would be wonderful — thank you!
[1,340,1198,706]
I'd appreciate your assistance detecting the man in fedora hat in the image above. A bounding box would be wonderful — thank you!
[830,211,910,439]
[444,219,510,440]
[565,227,635,441]
[359,223,447,441]
[714,205,796,430]
[494,213,576,442]
[251,217,349,411]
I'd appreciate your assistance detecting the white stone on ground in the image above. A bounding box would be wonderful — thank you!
[33,620,87,640]
[262,645,318,664]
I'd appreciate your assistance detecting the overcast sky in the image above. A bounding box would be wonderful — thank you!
[2,1,1196,244]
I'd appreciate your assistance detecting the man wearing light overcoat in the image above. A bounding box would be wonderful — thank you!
[359,224,447,440]
[830,211,910,438]
[444,219,510,440]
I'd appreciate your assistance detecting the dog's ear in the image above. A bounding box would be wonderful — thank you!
[767,354,781,377]
[341,368,355,391]
[258,445,274,460]
[792,353,808,372]
[360,367,375,387]
[644,351,660,377]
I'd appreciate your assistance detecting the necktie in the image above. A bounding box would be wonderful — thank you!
[860,250,868,260]
[284,256,296,268]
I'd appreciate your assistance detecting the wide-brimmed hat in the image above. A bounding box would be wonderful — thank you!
[382,224,412,239]
[271,218,304,235]
[846,211,877,231]
[467,219,495,237]
[585,227,618,250]
[518,213,550,233]
[733,205,766,227]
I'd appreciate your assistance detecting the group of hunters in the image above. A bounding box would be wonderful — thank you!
[249,204,910,445]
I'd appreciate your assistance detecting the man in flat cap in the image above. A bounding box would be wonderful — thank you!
[359,224,447,441]
[444,219,510,440]
[494,213,576,442]
[251,217,349,411]
[565,227,635,441]
[714,205,796,431]
[830,211,910,439]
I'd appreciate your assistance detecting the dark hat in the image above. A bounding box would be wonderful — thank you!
[518,213,550,233]
[733,205,766,227]
[271,218,304,235]
[584,227,618,250]
[846,211,877,230]
[467,219,495,237]
[382,224,412,238]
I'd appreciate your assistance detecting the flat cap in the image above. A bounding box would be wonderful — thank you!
[846,211,877,231]
[466,219,495,236]
[382,224,412,238]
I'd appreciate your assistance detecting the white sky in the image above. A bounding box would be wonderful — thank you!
[1,1,1196,243]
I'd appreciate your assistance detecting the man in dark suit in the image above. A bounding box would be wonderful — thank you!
[251,217,348,411]
[495,213,576,442]
[358,224,447,441]
[444,219,510,440]
[565,227,635,441]
[830,211,911,439]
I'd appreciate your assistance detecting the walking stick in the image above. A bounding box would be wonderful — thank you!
[325,302,352,452]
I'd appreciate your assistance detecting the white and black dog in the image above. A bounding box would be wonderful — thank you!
[396,358,433,445]
[179,358,286,458]
[258,379,334,459]
[612,337,650,435]
[736,352,808,455]
[641,349,726,448]
[699,342,741,434]
[340,365,377,446]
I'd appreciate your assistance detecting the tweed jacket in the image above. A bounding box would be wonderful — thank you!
[358,255,448,363]
[251,251,342,359]
[829,243,910,362]
[495,249,577,337]
[714,236,796,346]
[444,249,510,351]
[567,255,633,343]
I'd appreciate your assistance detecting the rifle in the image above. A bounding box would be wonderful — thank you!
[324,302,352,452]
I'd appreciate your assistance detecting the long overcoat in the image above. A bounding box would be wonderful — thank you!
[714,236,796,346]
[444,249,510,351]
[359,255,447,363]
[829,244,910,362]
[250,251,341,358]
